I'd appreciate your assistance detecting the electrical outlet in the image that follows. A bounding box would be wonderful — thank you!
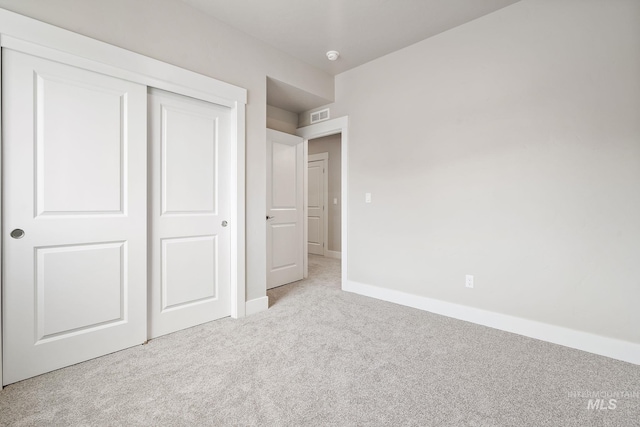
[365,193,372,203]
[465,275,474,288]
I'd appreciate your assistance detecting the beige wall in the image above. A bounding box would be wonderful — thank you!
[329,0,640,344]
[0,0,334,301]
[266,105,298,135]
[308,134,342,252]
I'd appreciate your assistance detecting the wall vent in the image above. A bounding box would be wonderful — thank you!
[310,108,330,124]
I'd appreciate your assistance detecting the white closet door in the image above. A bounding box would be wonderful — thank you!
[148,89,231,339]
[2,49,147,385]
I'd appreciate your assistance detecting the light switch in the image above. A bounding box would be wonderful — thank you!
[333,198,338,205]
[365,193,372,203]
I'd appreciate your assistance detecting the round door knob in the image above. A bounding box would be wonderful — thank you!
[221,220,228,227]
[10,229,25,239]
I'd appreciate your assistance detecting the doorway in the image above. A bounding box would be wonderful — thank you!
[297,117,349,288]
[307,134,341,261]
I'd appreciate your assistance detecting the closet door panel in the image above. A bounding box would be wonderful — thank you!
[2,49,147,385]
[148,88,231,339]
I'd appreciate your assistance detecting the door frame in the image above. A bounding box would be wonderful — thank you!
[297,116,348,288]
[307,153,329,257]
[0,9,248,387]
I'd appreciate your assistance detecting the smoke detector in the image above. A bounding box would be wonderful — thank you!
[326,50,340,61]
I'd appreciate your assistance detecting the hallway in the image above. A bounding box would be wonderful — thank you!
[268,254,341,307]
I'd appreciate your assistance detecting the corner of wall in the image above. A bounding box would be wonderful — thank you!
[246,296,269,316]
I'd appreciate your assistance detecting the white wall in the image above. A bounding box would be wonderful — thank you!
[330,0,640,344]
[0,0,334,302]
[309,134,342,252]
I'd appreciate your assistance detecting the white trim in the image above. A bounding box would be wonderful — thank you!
[297,116,349,289]
[325,250,342,260]
[303,139,309,278]
[0,44,3,387]
[245,296,269,316]
[0,8,248,386]
[308,153,329,258]
[230,101,246,319]
[345,280,640,365]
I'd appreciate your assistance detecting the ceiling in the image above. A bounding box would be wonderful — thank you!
[180,0,519,76]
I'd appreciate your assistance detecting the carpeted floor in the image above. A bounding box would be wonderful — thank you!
[1,255,639,426]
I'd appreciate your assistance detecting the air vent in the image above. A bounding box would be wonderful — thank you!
[310,108,330,124]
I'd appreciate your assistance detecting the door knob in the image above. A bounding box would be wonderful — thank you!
[221,220,228,227]
[266,215,275,220]
[10,229,25,239]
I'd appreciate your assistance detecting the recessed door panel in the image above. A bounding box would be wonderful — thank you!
[162,105,217,214]
[308,218,321,246]
[271,142,298,209]
[149,89,231,339]
[162,236,217,310]
[2,49,147,385]
[36,242,125,340]
[308,164,321,208]
[271,223,298,269]
[36,74,124,216]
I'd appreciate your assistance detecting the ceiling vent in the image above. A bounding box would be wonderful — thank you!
[310,108,330,124]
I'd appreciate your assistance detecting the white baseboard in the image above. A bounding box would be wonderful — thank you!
[245,296,269,316]
[325,250,341,260]
[344,280,640,365]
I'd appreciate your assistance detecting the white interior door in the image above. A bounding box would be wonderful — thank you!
[307,158,326,256]
[266,129,304,289]
[2,49,147,385]
[148,89,231,339]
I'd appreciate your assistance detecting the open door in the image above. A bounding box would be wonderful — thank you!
[266,129,304,289]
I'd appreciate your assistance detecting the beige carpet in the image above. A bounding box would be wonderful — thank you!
[1,255,639,426]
